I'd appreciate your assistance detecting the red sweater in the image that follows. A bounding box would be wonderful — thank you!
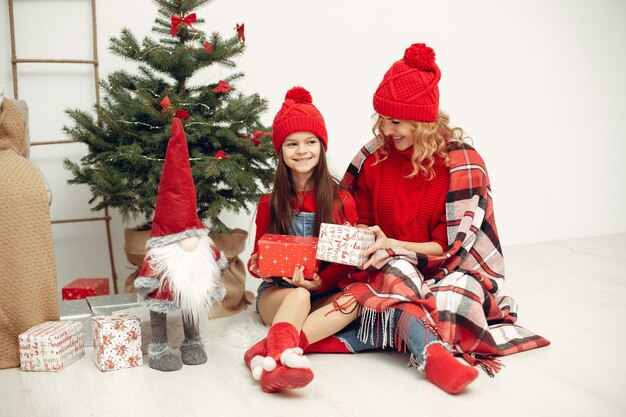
[353,144,449,252]
[250,189,358,293]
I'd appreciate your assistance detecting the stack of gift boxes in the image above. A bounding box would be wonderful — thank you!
[18,278,145,373]
[257,223,375,278]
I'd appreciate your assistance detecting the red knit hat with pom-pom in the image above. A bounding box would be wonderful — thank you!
[271,86,328,154]
[373,43,441,122]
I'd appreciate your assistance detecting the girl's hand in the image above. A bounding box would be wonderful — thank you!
[248,253,259,275]
[282,266,322,291]
[249,253,273,281]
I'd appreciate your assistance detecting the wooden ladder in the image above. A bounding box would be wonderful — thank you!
[7,0,119,294]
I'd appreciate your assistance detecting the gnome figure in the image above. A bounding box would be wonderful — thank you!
[135,117,227,372]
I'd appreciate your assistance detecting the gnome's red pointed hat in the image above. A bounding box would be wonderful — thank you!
[148,117,205,248]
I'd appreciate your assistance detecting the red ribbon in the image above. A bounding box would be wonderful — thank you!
[170,13,197,37]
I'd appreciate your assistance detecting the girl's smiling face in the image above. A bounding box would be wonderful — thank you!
[281,132,321,178]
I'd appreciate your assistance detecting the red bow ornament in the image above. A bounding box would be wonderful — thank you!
[214,150,231,160]
[235,23,245,43]
[160,96,172,113]
[174,109,189,120]
[170,13,197,37]
[250,130,270,146]
[204,41,213,53]
[252,130,270,141]
[212,80,233,93]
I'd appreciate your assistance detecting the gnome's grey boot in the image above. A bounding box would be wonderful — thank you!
[181,316,207,365]
[148,311,182,372]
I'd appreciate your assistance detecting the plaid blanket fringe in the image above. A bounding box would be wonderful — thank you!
[341,139,549,372]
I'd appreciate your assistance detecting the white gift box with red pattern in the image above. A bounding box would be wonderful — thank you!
[92,313,143,371]
[315,223,375,267]
[18,321,85,372]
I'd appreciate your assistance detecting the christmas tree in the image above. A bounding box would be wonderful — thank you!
[64,0,275,233]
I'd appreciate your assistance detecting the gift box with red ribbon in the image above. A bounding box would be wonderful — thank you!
[315,223,375,267]
[257,234,319,279]
[62,278,110,300]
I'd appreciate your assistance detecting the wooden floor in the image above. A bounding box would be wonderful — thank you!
[1,234,625,417]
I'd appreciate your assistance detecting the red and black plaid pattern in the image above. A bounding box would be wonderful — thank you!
[342,140,549,370]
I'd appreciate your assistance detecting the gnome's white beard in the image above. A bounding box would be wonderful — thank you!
[147,235,222,324]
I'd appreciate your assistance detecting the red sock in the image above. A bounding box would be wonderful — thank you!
[305,336,352,354]
[424,344,478,394]
[299,330,310,350]
[260,322,314,393]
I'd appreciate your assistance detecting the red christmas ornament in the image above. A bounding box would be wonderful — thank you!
[214,150,231,160]
[174,109,189,120]
[204,41,213,53]
[250,138,260,146]
[160,96,172,113]
[212,80,233,93]
[235,23,245,43]
[170,13,197,37]
[252,130,270,141]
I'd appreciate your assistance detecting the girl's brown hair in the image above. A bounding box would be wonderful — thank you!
[268,146,343,236]
[373,110,467,179]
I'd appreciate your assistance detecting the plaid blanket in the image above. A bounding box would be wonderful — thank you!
[341,139,550,374]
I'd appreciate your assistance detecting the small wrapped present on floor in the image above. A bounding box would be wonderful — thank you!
[92,313,143,371]
[18,321,84,372]
[257,234,319,279]
[87,293,142,316]
[59,298,93,347]
[91,314,143,371]
[62,278,110,300]
[315,223,375,267]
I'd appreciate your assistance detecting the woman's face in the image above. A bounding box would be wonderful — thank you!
[378,115,416,151]
[281,132,321,177]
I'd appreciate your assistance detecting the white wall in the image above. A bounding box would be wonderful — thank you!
[1,0,625,292]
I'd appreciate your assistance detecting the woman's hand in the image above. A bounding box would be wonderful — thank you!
[282,265,322,291]
[363,226,396,256]
[361,225,398,269]
[249,253,273,282]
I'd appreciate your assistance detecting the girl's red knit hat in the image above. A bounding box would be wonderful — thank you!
[271,87,328,154]
[373,43,441,122]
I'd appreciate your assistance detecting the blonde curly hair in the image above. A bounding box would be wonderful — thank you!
[372,111,467,180]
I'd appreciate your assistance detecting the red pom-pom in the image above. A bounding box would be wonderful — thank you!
[403,43,437,71]
[285,87,312,104]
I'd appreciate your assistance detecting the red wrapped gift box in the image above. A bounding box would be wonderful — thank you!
[62,278,110,300]
[257,234,319,279]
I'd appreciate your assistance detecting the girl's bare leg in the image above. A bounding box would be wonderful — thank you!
[301,293,360,344]
[257,286,312,331]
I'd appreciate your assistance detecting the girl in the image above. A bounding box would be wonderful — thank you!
[245,87,358,393]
